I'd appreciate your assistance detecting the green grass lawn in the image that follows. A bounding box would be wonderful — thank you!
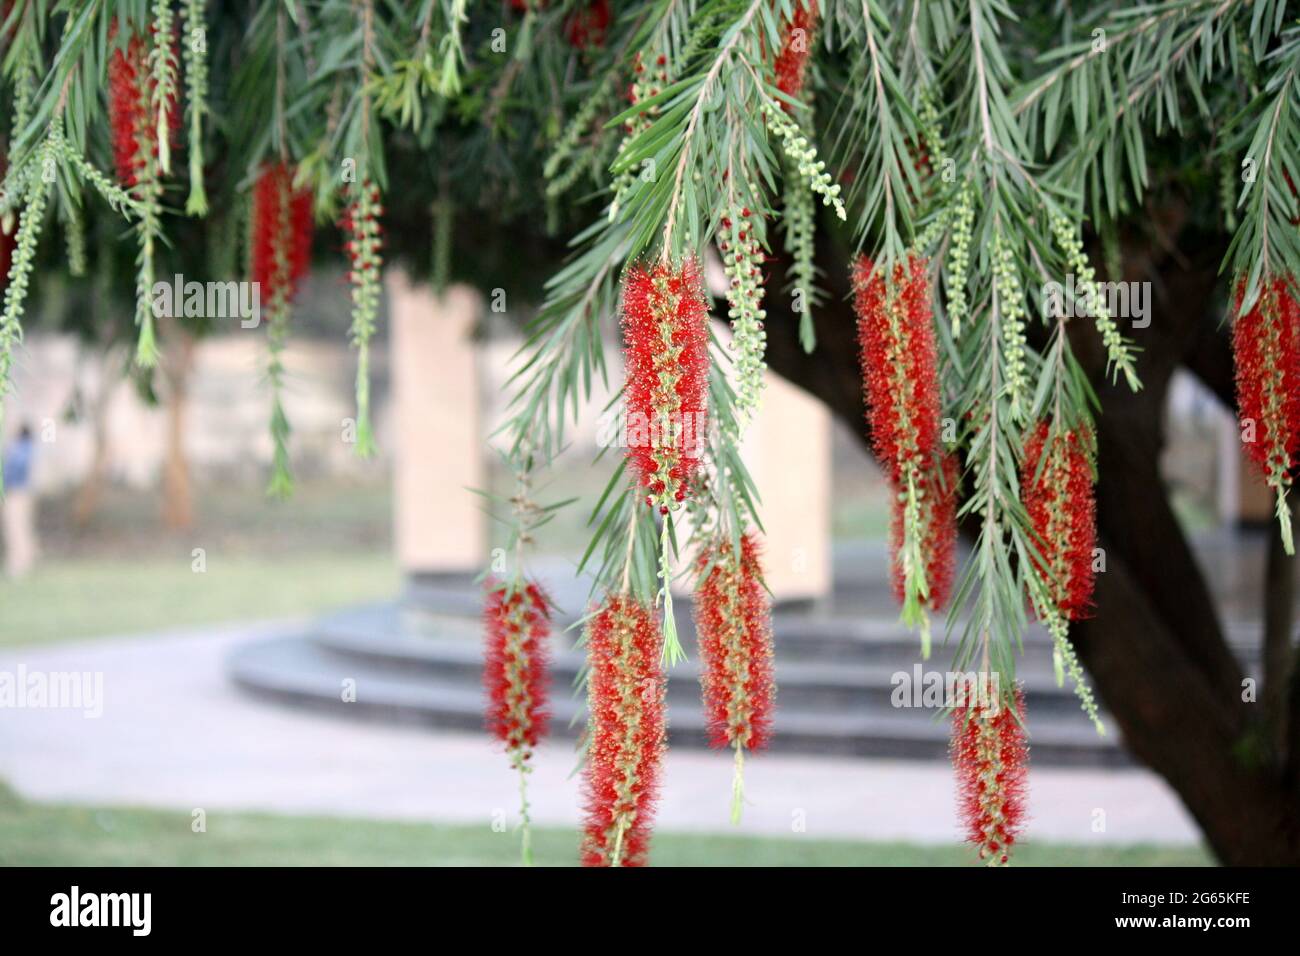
[0,553,399,647]
[0,784,1210,867]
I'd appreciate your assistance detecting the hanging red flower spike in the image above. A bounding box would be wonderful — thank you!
[621,257,710,513]
[107,19,181,188]
[693,532,776,752]
[564,0,611,50]
[107,24,151,187]
[889,451,959,611]
[483,579,552,756]
[250,162,314,309]
[1021,420,1097,621]
[774,1,819,107]
[1232,276,1300,517]
[951,681,1029,866]
[581,594,665,867]
[852,254,942,483]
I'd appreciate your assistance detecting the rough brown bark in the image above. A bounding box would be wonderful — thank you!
[758,223,1300,864]
[158,316,196,531]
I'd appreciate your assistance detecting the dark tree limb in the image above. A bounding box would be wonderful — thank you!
[756,218,1300,863]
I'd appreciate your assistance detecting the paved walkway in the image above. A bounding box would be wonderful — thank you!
[0,624,1201,846]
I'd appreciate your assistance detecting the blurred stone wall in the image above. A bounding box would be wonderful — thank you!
[2,333,391,493]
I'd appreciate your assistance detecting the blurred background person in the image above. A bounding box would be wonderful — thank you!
[3,424,38,578]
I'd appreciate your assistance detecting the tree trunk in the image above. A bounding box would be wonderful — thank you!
[758,221,1300,864]
[158,318,196,531]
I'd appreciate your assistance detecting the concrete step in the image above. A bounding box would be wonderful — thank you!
[310,606,1106,717]
[228,633,1128,767]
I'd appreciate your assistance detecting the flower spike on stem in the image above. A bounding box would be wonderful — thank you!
[1231,274,1300,555]
[342,177,384,458]
[621,256,710,665]
[483,578,552,865]
[581,594,666,867]
[951,679,1029,866]
[693,532,775,821]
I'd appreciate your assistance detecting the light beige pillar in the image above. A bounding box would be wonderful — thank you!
[388,272,486,573]
[742,371,833,601]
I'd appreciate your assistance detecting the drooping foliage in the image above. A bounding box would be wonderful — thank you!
[4,0,1298,866]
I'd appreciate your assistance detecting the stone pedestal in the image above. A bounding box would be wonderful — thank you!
[742,371,833,602]
[388,272,486,574]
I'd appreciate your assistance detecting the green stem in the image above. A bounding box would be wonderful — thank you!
[515,755,533,866]
[730,739,745,825]
[659,516,686,665]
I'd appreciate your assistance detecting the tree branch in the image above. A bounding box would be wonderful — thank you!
[1263,496,1297,760]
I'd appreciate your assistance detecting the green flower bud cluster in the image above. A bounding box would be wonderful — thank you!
[65,202,87,277]
[1050,212,1140,391]
[761,101,845,222]
[1,60,36,226]
[184,0,210,216]
[1218,155,1238,232]
[610,52,669,219]
[545,72,617,199]
[720,206,767,428]
[917,86,947,173]
[58,140,141,217]
[992,232,1030,423]
[150,0,179,176]
[1040,602,1105,735]
[347,179,384,458]
[5,60,35,183]
[911,206,950,258]
[782,156,818,353]
[0,125,57,456]
[944,180,975,337]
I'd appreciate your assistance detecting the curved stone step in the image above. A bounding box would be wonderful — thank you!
[308,606,1107,717]
[228,633,1128,766]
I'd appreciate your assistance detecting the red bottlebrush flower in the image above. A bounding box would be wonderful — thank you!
[621,257,711,513]
[693,533,776,752]
[108,26,150,187]
[250,162,314,308]
[889,451,959,611]
[951,681,1029,866]
[483,579,552,755]
[1231,276,1300,492]
[853,254,942,483]
[1021,421,1097,621]
[773,1,819,106]
[581,594,665,867]
[564,0,611,50]
[107,19,181,188]
[287,186,314,287]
